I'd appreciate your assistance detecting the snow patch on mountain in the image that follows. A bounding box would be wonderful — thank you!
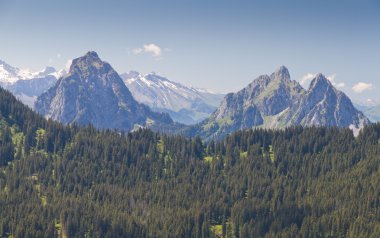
[121,71,225,124]
[0,60,64,107]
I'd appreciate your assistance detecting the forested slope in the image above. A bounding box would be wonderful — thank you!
[0,87,379,237]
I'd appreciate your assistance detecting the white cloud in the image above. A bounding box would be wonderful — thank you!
[352,82,373,93]
[57,53,61,59]
[132,43,162,57]
[132,48,143,55]
[335,82,345,88]
[144,44,162,56]
[326,73,336,82]
[300,73,316,87]
[299,73,344,88]
[327,74,345,88]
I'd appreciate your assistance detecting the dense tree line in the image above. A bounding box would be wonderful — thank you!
[0,87,379,237]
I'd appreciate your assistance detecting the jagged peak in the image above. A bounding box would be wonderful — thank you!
[308,73,333,91]
[72,51,102,65]
[69,51,109,75]
[145,72,169,82]
[270,65,290,81]
[250,74,271,85]
[84,51,100,60]
[248,66,292,91]
[0,60,18,72]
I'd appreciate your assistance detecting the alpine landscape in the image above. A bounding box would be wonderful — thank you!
[0,1,379,237]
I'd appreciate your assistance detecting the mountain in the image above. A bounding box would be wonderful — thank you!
[353,100,380,122]
[360,105,380,122]
[121,71,224,125]
[35,51,175,131]
[0,60,64,107]
[189,66,369,141]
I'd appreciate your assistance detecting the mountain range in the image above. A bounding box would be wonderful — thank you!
[186,66,370,141]
[0,60,65,107]
[0,52,372,140]
[121,71,224,124]
[354,103,380,122]
[35,51,175,132]
[0,58,224,125]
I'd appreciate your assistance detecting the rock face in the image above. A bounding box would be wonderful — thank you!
[121,71,224,125]
[0,61,62,107]
[293,74,368,128]
[35,51,173,131]
[191,66,370,141]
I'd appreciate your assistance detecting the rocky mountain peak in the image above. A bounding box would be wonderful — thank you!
[308,73,332,91]
[69,51,110,78]
[0,60,18,75]
[84,51,100,61]
[191,66,370,141]
[270,65,290,81]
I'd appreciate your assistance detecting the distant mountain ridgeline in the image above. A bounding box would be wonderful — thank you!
[0,60,64,107]
[0,52,372,141]
[121,71,224,125]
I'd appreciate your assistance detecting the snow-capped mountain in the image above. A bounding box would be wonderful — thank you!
[0,60,65,107]
[121,71,225,124]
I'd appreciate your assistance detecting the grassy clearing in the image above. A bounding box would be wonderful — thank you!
[269,145,275,163]
[204,156,213,163]
[202,121,216,131]
[10,125,25,157]
[35,128,46,136]
[210,224,223,237]
[41,195,47,207]
[157,139,164,154]
[240,151,248,158]
[255,80,280,101]
[262,145,275,163]
[55,221,62,230]
[216,116,233,126]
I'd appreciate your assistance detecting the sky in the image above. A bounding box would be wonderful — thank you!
[0,0,379,104]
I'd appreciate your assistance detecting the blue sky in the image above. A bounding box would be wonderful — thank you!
[0,0,379,104]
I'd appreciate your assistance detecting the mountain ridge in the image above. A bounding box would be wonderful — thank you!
[186,66,369,141]
[0,59,65,107]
